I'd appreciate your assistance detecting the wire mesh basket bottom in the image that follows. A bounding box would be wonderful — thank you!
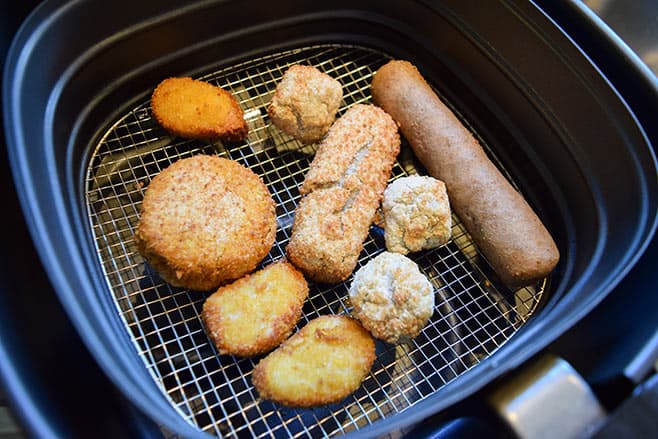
[85,44,545,438]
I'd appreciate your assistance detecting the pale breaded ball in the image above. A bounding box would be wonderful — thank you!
[151,77,248,141]
[267,64,343,144]
[202,261,308,357]
[134,155,276,291]
[252,315,375,408]
[383,175,451,255]
[349,252,434,344]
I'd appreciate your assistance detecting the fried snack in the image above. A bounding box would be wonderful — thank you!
[286,104,400,283]
[151,77,248,141]
[267,64,343,144]
[134,155,276,291]
[252,315,375,408]
[371,60,559,288]
[383,175,452,255]
[202,261,308,357]
[349,252,434,344]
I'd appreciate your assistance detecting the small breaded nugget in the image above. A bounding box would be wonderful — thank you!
[268,64,343,144]
[286,104,400,283]
[383,175,452,255]
[134,155,276,291]
[202,261,308,357]
[252,315,375,408]
[151,77,248,141]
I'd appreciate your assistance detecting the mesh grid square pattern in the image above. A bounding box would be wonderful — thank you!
[85,44,545,437]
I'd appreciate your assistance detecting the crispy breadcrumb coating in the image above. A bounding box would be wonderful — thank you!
[349,252,434,344]
[202,261,308,357]
[252,315,375,408]
[268,64,342,144]
[286,104,400,283]
[134,155,276,291]
[151,77,248,141]
[383,175,452,254]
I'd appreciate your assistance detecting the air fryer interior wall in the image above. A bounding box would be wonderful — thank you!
[4,0,657,437]
[85,43,553,437]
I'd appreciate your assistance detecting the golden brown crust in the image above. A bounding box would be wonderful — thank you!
[201,261,308,357]
[151,77,248,141]
[286,104,400,283]
[267,65,343,144]
[134,155,276,290]
[371,60,559,289]
[252,315,375,408]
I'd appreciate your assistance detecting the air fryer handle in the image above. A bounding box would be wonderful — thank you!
[486,354,607,439]
[406,354,608,439]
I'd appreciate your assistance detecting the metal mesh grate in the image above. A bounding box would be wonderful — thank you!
[85,45,546,437]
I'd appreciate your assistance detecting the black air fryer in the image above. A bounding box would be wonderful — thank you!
[1,1,657,437]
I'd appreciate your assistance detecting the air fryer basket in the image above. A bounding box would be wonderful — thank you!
[4,1,657,438]
[87,44,547,437]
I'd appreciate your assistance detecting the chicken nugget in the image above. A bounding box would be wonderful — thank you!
[202,261,308,357]
[151,77,248,141]
[252,315,375,408]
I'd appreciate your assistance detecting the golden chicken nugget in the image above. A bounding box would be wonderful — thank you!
[151,77,248,141]
[252,315,376,408]
[202,261,308,357]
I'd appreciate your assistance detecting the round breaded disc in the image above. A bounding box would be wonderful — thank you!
[135,155,276,291]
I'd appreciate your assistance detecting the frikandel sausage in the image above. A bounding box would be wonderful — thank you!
[371,60,559,288]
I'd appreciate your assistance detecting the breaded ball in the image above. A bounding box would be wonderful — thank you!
[383,175,452,255]
[134,155,276,291]
[267,64,343,144]
[202,261,308,357]
[252,315,375,408]
[151,77,248,141]
[349,252,434,344]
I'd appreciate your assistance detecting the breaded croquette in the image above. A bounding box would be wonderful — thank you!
[202,261,308,357]
[286,104,400,283]
[151,77,248,141]
[252,315,375,408]
[134,155,276,291]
